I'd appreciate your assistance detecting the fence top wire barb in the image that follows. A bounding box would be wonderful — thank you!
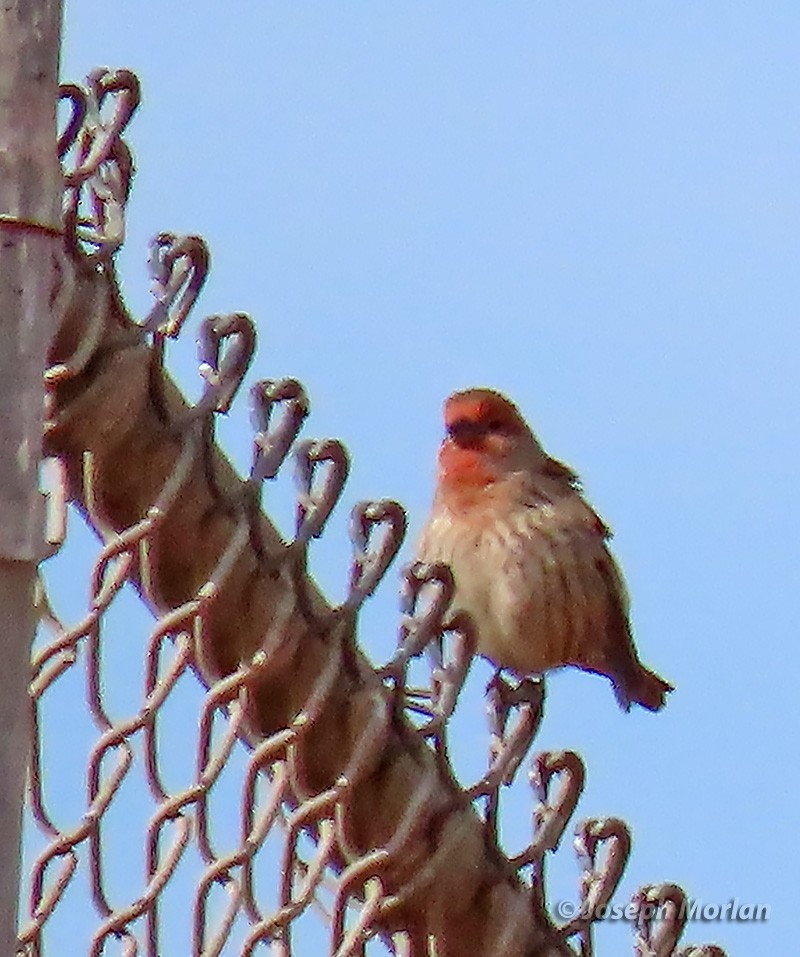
[21,67,731,957]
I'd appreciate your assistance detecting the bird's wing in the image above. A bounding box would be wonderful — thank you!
[541,455,581,486]
[527,463,615,540]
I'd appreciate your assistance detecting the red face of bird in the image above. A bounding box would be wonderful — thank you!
[438,388,542,489]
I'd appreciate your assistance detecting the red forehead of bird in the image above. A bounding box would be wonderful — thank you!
[444,389,525,432]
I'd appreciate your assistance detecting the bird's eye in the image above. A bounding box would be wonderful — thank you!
[487,419,506,433]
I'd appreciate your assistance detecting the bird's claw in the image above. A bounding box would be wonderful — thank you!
[401,685,435,719]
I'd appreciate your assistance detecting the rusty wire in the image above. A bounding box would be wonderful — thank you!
[19,68,730,957]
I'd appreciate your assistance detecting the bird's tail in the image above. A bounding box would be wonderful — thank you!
[615,665,674,712]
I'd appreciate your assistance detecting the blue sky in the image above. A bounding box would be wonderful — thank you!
[39,2,800,953]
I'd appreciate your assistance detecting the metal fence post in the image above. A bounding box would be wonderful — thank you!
[0,1,63,953]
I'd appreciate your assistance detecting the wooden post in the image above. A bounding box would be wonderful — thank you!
[0,1,63,951]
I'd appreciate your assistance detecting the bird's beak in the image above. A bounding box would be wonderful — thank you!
[446,419,484,447]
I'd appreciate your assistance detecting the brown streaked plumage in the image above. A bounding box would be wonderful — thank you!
[417,387,672,711]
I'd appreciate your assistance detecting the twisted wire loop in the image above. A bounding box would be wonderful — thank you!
[24,66,731,957]
[59,69,140,264]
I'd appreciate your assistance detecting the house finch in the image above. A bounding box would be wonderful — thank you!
[417,388,672,711]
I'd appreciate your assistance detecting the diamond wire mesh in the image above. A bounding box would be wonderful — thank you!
[25,500,407,957]
[17,67,729,957]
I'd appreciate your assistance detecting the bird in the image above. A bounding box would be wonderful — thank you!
[417,387,672,711]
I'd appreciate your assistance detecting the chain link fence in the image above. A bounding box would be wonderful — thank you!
[18,67,729,957]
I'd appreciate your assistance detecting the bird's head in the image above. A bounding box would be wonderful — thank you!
[437,388,545,492]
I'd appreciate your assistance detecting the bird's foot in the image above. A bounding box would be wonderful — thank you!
[401,686,435,718]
